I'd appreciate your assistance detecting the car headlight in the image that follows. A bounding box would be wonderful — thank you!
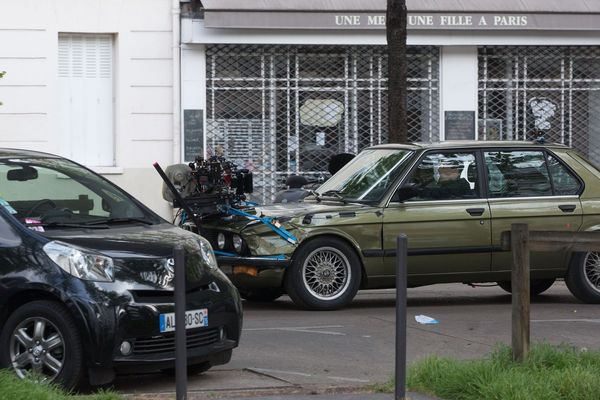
[43,241,114,282]
[217,233,226,249]
[232,234,243,252]
[198,238,218,270]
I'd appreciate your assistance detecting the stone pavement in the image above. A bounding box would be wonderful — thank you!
[220,393,439,400]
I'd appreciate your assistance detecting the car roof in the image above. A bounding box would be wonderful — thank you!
[0,148,61,159]
[369,140,570,151]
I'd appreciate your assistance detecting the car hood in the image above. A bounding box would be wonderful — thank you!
[42,223,214,289]
[213,201,380,233]
[43,222,198,258]
[254,201,373,219]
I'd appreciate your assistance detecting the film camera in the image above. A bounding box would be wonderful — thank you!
[161,155,253,219]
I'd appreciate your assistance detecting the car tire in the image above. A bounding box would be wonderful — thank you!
[497,279,556,296]
[0,300,84,390]
[566,251,600,304]
[285,237,361,310]
[239,288,283,302]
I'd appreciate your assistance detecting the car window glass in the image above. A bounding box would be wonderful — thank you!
[484,151,552,198]
[398,152,479,201]
[0,158,153,226]
[547,154,581,195]
[0,214,22,247]
[317,149,412,202]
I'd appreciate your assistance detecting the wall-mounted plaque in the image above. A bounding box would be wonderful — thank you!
[184,109,204,161]
[445,111,475,140]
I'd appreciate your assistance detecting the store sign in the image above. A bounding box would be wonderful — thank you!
[204,12,600,31]
[184,109,204,161]
[334,14,528,28]
[445,111,475,141]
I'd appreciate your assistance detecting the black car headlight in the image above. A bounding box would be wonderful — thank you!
[43,241,114,282]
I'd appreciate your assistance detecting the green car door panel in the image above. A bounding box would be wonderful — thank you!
[383,199,492,275]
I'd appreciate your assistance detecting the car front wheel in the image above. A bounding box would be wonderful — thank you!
[285,237,361,310]
[566,251,600,304]
[0,300,84,390]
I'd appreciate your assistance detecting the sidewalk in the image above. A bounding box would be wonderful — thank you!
[221,393,440,400]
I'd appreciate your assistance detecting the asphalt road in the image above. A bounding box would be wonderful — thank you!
[114,281,600,398]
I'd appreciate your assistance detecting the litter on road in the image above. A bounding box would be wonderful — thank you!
[415,315,440,325]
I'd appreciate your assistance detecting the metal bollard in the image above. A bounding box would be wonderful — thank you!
[395,234,408,400]
[174,245,188,400]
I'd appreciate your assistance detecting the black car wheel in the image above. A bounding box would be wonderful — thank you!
[285,237,361,310]
[497,279,556,296]
[239,288,283,302]
[0,301,84,390]
[566,251,600,303]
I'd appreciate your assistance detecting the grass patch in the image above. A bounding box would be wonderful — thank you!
[376,343,600,400]
[0,369,122,400]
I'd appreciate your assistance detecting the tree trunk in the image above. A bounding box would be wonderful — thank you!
[386,0,408,143]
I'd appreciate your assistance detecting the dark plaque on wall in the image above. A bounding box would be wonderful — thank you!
[184,109,204,161]
[444,111,475,140]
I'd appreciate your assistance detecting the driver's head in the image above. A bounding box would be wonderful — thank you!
[437,159,462,182]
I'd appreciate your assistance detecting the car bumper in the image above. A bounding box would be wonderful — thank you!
[70,279,243,383]
[113,339,236,373]
[216,255,290,289]
[216,255,291,269]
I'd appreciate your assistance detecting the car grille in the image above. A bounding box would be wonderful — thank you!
[132,327,220,355]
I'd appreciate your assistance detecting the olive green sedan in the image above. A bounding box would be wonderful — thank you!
[203,141,600,310]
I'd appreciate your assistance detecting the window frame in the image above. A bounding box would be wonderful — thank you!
[389,149,487,204]
[481,147,584,199]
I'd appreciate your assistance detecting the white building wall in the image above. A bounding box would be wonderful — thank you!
[181,44,206,159]
[440,46,479,139]
[0,0,176,218]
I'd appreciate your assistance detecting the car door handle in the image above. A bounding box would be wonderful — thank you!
[559,204,577,213]
[466,208,485,217]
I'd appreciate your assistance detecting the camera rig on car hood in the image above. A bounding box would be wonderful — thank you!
[154,154,298,246]
[155,155,253,219]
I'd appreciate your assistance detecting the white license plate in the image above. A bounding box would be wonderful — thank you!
[159,308,208,333]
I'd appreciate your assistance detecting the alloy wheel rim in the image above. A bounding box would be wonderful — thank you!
[583,252,600,293]
[9,317,65,381]
[302,247,351,301]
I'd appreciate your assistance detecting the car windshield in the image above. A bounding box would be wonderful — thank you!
[0,157,159,227]
[316,149,413,202]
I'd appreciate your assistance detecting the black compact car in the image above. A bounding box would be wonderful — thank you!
[0,149,242,389]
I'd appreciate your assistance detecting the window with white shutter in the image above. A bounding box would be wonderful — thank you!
[58,34,114,166]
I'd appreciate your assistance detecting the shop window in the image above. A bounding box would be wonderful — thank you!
[478,46,600,165]
[206,44,440,203]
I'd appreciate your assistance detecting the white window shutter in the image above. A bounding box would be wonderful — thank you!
[58,34,114,167]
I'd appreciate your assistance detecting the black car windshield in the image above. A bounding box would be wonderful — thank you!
[0,157,159,227]
[316,149,413,202]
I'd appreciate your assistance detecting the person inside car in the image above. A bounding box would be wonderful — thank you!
[434,159,471,199]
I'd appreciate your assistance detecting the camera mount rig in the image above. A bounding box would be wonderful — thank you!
[154,155,253,228]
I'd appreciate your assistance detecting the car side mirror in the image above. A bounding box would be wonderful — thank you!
[7,166,38,181]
